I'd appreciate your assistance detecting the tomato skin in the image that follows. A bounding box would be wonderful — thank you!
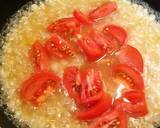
[29,41,49,72]
[77,35,104,61]
[112,64,144,90]
[89,2,117,20]
[116,45,144,72]
[75,93,112,120]
[47,17,81,38]
[20,71,60,106]
[103,24,128,46]
[73,10,93,25]
[44,33,75,58]
[89,109,128,128]
[63,66,81,102]
[80,68,104,104]
[114,90,148,117]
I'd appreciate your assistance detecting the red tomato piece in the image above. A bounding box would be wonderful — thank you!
[116,45,144,72]
[89,109,128,128]
[73,10,93,25]
[29,41,49,72]
[114,90,148,117]
[103,24,128,46]
[77,30,118,61]
[20,71,60,106]
[47,17,81,38]
[77,35,104,61]
[63,66,81,103]
[44,33,75,58]
[63,67,104,106]
[89,30,118,54]
[118,110,128,128]
[80,68,104,104]
[75,93,112,120]
[112,64,144,90]
[89,2,117,20]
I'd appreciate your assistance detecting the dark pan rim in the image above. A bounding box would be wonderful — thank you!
[0,1,43,127]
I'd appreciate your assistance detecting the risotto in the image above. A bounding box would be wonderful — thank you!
[0,0,160,128]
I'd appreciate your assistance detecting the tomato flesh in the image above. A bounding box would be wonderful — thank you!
[63,66,81,102]
[116,45,144,72]
[29,41,49,72]
[112,64,144,90]
[89,109,128,128]
[77,35,104,61]
[20,71,60,106]
[47,17,81,38]
[89,30,118,54]
[114,90,148,117]
[103,24,128,46]
[89,2,117,20]
[80,68,104,104]
[75,93,112,120]
[63,67,104,105]
[44,33,75,58]
[77,29,119,61]
[73,10,93,25]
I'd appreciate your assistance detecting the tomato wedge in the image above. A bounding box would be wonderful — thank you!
[77,29,119,61]
[103,25,128,46]
[77,35,104,61]
[47,17,81,38]
[89,109,128,128]
[89,30,118,54]
[114,90,148,117]
[63,66,81,102]
[20,71,60,106]
[75,93,112,120]
[44,33,75,58]
[80,68,104,104]
[116,45,144,72]
[73,10,93,25]
[89,2,117,20]
[112,64,144,90]
[63,67,104,105]
[29,41,49,72]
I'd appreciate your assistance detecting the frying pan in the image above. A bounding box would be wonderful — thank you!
[0,0,160,128]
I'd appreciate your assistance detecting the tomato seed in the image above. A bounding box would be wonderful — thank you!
[115,72,134,86]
